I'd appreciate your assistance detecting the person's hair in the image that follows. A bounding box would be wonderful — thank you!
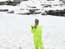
[35,19,39,23]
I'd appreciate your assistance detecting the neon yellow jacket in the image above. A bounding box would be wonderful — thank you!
[31,24,44,49]
[31,24,42,39]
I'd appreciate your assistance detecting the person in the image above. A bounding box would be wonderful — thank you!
[31,19,44,49]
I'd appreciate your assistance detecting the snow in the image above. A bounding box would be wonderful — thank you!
[0,1,64,49]
[0,0,63,14]
[0,13,65,49]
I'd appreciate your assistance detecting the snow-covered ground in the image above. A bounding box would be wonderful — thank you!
[0,13,65,49]
[0,0,64,49]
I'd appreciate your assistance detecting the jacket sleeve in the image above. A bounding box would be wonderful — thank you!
[31,27,35,33]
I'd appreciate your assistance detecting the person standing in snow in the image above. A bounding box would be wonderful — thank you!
[31,19,44,49]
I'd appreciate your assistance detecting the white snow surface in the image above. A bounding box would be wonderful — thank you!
[0,13,65,49]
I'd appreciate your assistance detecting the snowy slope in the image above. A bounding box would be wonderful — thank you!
[0,13,65,49]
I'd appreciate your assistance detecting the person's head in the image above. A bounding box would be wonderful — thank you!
[35,19,39,26]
